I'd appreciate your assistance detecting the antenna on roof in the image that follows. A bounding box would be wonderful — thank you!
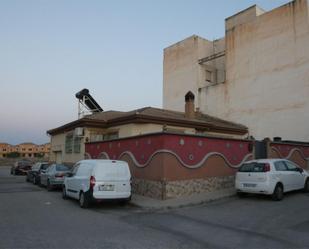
[75,88,103,119]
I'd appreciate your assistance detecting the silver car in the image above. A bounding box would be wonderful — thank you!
[40,164,71,191]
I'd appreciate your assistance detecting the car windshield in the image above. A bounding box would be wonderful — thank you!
[56,164,70,171]
[41,164,49,170]
[238,162,267,172]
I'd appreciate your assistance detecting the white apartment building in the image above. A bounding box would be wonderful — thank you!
[163,0,309,141]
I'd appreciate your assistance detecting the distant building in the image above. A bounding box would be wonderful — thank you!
[0,142,50,158]
[47,93,248,164]
[163,0,309,141]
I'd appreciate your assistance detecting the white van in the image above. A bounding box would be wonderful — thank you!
[62,160,131,208]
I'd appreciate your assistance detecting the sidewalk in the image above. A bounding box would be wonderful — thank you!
[130,188,236,210]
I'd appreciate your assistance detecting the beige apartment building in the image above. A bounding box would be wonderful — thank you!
[0,142,51,158]
[163,0,309,141]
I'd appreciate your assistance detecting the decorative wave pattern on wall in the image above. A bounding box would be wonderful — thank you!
[97,152,110,160]
[95,150,253,169]
[271,147,309,161]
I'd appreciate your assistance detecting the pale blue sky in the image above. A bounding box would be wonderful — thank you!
[0,0,291,144]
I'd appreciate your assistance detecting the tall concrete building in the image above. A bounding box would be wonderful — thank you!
[163,0,309,141]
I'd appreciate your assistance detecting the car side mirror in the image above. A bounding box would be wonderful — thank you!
[66,172,73,177]
[298,168,304,173]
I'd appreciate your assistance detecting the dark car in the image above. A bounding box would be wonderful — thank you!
[26,162,50,185]
[10,160,32,175]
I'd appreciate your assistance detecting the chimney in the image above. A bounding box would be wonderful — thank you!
[185,91,195,119]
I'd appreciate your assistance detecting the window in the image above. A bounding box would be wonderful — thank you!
[284,161,298,171]
[274,161,287,171]
[71,163,80,175]
[238,162,267,172]
[65,134,73,154]
[205,70,212,82]
[105,132,118,140]
[90,132,119,142]
[56,164,70,171]
[73,137,82,153]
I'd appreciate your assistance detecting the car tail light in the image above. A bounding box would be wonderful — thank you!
[55,173,64,178]
[263,163,271,172]
[90,176,96,190]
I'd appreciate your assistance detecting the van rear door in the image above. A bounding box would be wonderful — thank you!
[93,161,131,198]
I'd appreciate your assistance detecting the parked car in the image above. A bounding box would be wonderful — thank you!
[26,162,50,185]
[10,160,32,175]
[62,160,131,208]
[235,159,309,201]
[40,164,71,191]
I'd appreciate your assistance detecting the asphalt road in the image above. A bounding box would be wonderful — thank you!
[1,166,309,249]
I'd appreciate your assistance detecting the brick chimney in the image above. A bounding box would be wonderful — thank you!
[185,91,195,119]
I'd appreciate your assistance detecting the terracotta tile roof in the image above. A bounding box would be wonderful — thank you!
[84,107,247,131]
[47,107,247,135]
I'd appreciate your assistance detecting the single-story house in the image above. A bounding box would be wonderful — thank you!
[47,92,248,164]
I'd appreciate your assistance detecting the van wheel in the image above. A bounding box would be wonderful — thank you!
[120,196,131,206]
[79,192,89,208]
[304,179,309,193]
[62,187,68,200]
[272,184,284,201]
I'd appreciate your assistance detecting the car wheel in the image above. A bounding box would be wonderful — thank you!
[272,184,284,201]
[79,192,89,208]
[47,180,53,191]
[237,192,247,198]
[62,187,68,200]
[33,176,37,185]
[26,176,29,182]
[304,179,309,193]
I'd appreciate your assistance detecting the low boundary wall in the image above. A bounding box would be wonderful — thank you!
[86,133,253,199]
[85,133,309,199]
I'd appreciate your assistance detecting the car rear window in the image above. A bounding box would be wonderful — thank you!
[238,163,268,173]
[56,164,70,171]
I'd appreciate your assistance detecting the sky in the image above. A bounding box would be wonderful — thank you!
[0,0,291,145]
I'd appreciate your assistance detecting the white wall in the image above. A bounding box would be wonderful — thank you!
[163,0,309,141]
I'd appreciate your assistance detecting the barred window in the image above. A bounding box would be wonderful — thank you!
[73,137,82,153]
[65,134,73,154]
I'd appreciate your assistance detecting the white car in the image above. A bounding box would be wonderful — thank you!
[62,159,131,208]
[235,159,309,201]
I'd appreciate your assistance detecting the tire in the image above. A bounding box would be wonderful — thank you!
[303,179,309,193]
[62,187,68,200]
[79,192,90,208]
[272,184,284,201]
[26,176,30,182]
[33,176,37,185]
[120,196,131,206]
[237,192,247,198]
[47,180,53,191]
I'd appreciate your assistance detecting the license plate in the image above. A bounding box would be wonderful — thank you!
[243,183,256,188]
[99,185,114,191]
